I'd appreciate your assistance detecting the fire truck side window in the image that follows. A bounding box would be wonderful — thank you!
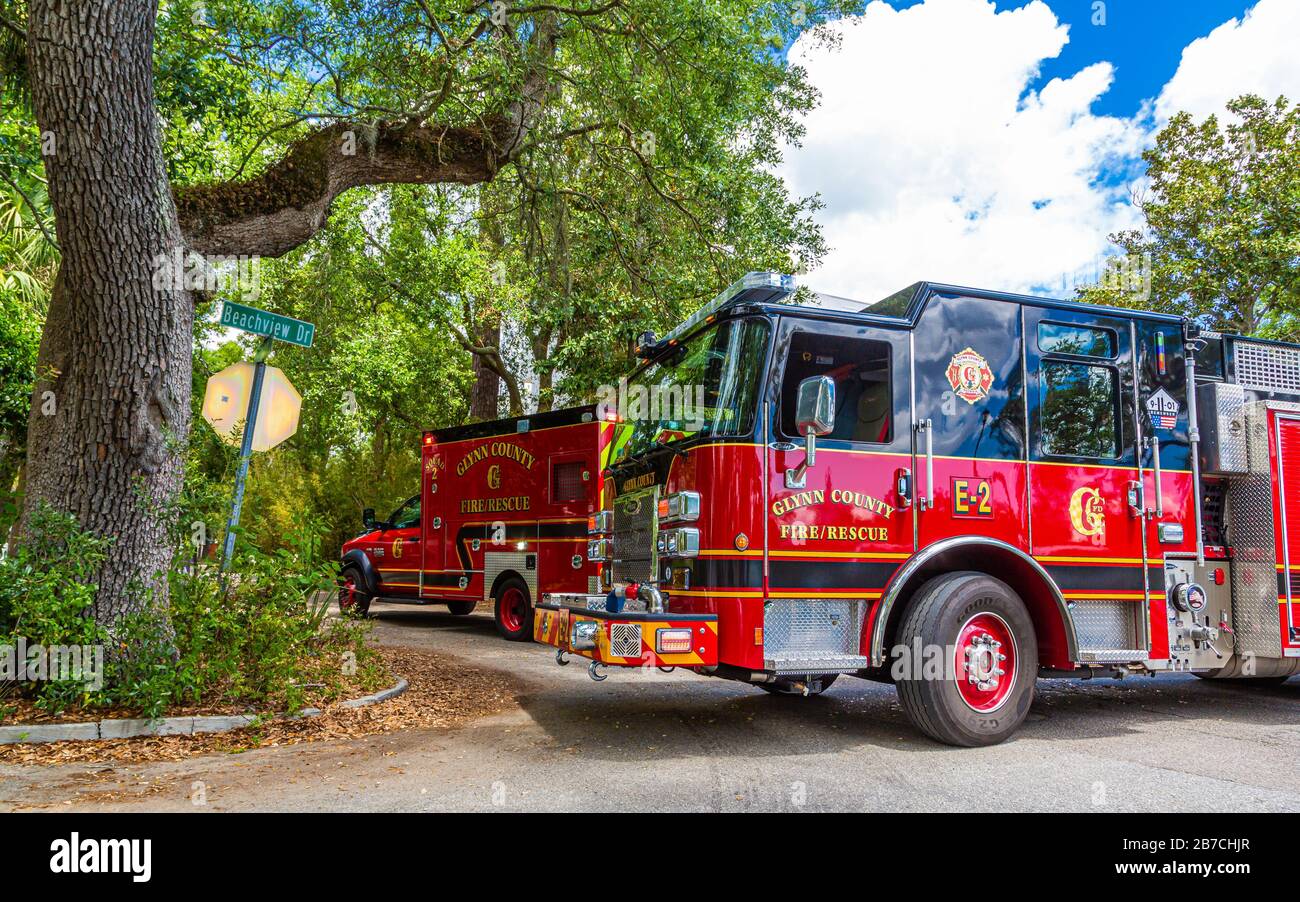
[780,332,892,443]
[1040,362,1119,458]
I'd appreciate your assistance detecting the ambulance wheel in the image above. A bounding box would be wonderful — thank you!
[447,601,476,616]
[895,572,1036,747]
[493,577,533,641]
[338,566,372,617]
[757,674,839,696]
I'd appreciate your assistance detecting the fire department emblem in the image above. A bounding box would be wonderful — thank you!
[393,537,404,559]
[1069,486,1105,538]
[945,348,994,405]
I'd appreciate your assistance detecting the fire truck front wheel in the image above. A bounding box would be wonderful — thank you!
[339,566,372,617]
[493,576,534,641]
[895,571,1037,747]
[447,601,477,616]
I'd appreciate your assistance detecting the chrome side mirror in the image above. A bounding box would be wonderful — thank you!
[786,376,835,488]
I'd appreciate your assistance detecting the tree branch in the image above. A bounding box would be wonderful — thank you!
[0,13,24,41]
[176,118,512,257]
[0,168,59,252]
[176,14,562,259]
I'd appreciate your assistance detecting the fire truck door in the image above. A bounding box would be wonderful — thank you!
[768,320,914,602]
[1023,305,1149,657]
[910,293,1029,551]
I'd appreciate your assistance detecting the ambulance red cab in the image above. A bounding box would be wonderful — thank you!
[340,406,613,640]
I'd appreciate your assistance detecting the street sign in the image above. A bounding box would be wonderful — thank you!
[221,300,315,348]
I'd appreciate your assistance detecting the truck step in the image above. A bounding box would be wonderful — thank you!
[764,654,869,674]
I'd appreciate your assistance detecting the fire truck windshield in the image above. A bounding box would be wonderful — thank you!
[615,317,770,461]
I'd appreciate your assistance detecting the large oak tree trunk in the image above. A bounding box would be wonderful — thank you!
[22,0,191,624]
[16,3,557,625]
[469,317,503,421]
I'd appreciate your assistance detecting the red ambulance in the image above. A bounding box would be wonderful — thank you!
[339,406,613,640]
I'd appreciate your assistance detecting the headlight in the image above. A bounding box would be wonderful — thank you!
[588,511,612,534]
[656,491,701,523]
[656,527,699,558]
[587,538,612,561]
[655,627,694,654]
[572,620,600,650]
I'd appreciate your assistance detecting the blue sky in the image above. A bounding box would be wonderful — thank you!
[1028,0,1265,117]
[778,0,1300,300]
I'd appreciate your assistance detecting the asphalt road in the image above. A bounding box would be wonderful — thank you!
[3,601,1298,812]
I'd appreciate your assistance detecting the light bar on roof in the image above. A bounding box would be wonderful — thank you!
[658,271,795,348]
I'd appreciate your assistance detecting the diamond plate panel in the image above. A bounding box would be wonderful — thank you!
[611,488,658,584]
[1225,401,1283,658]
[1197,382,1249,476]
[1234,342,1300,394]
[483,552,537,603]
[1071,599,1139,652]
[763,599,866,667]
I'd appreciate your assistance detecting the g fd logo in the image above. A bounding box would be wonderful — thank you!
[1069,486,1105,538]
[487,464,501,490]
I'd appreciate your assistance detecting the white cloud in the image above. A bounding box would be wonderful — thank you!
[780,0,1147,302]
[1155,0,1300,123]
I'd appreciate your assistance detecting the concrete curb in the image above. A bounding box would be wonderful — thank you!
[0,678,408,745]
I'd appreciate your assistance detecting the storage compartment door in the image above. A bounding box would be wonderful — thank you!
[1271,412,1300,652]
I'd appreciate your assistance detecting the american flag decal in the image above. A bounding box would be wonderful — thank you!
[1145,388,1179,430]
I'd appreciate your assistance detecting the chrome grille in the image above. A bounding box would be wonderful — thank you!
[611,487,658,583]
[610,623,643,659]
[1234,341,1300,395]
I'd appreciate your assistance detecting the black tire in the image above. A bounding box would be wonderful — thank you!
[492,576,533,641]
[447,600,477,616]
[339,565,372,617]
[895,571,1037,747]
[757,674,839,696]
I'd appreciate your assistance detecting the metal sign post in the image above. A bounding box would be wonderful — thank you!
[219,335,274,576]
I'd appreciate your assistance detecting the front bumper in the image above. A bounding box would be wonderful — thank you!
[534,596,718,668]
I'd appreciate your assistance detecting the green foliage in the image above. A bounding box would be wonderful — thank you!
[156,517,384,720]
[0,505,384,721]
[0,288,39,503]
[1079,95,1300,338]
[0,506,112,713]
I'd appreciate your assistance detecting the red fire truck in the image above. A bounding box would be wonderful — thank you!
[340,406,613,640]
[532,272,1300,746]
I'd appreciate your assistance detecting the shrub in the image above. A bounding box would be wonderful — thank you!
[0,506,384,722]
[0,506,113,714]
